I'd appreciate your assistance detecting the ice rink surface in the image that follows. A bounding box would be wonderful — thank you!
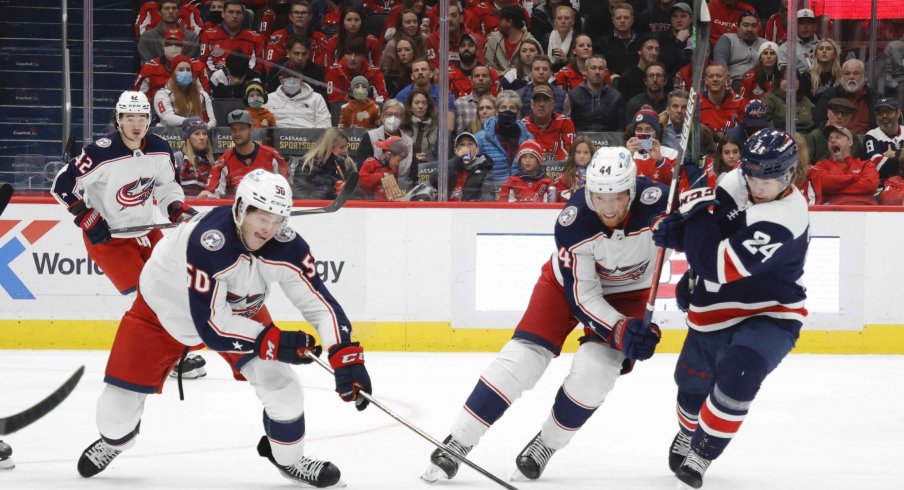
[1,350,903,490]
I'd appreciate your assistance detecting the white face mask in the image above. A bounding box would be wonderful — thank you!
[383,115,401,132]
[282,78,302,96]
[164,45,182,60]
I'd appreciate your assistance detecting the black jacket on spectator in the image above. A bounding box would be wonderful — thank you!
[569,82,626,132]
[658,30,692,76]
[291,154,348,200]
[582,3,613,42]
[616,65,648,103]
[431,153,496,202]
[813,84,879,132]
[529,5,583,52]
[625,92,668,125]
[597,32,642,77]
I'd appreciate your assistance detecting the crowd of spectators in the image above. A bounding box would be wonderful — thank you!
[125,0,904,205]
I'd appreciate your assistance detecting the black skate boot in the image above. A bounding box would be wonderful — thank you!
[422,435,473,482]
[169,353,207,379]
[256,435,342,488]
[0,440,14,470]
[676,450,712,489]
[77,438,126,477]
[669,431,692,474]
[515,431,557,480]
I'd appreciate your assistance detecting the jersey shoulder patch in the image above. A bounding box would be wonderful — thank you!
[200,229,226,251]
[95,138,112,148]
[639,185,663,205]
[558,205,579,226]
[274,226,297,242]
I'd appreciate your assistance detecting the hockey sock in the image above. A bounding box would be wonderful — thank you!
[676,393,707,437]
[263,411,306,466]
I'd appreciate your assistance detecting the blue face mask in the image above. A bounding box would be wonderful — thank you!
[175,71,194,87]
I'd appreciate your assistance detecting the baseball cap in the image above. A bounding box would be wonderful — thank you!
[797,8,816,20]
[532,85,554,100]
[226,109,253,126]
[743,100,768,129]
[670,2,692,15]
[875,97,900,110]
[827,98,855,113]
[181,116,207,140]
[375,136,410,158]
[459,33,477,46]
[455,132,477,146]
[164,27,185,42]
[822,124,853,140]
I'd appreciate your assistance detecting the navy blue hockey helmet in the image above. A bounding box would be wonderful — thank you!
[739,129,798,179]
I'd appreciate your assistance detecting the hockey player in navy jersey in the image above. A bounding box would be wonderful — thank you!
[423,147,666,483]
[76,170,371,488]
[653,129,810,489]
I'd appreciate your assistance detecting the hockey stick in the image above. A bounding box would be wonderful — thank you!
[109,171,359,234]
[0,365,85,435]
[643,0,711,326]
[0,182,12,217]
[304,351,519,490]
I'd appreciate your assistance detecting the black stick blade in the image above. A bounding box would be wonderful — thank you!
[0,365,85,435]
[0,182,13,217]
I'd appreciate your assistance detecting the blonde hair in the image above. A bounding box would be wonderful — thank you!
[792,132,811,188]
[183,128,213,165]
[298,127,355,176]
[474,94,497,132]
[810,38,842,94]
[166,65,204,118]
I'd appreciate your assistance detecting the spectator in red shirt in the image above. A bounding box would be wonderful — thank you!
[625,107,675,185]
[699,64,746,134]
[325,38,389,105]
[554,34,598,90]
[807,125,880,205]
[199,110,289,198]
[427,3,486,69]
[200,0,265,74]
[360,136,410,201]
[552,134,594,202]
[380,0,427,41]
[138,0,202,62]
[381,9,428,74]
[484,5,539,72]
[135,0,203,39]
[264,0,329,72]
[135,28,210,102]
[320,7,382,67]
[498,139,555,202]
[739,41,779,100]
[449,35,499,100]
[765,0,788,44]
[522,85,576,161]
[707,0,758,48]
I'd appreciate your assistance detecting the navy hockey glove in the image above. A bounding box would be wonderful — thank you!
[608,318,662,361]
[652,213,685,251]
[167,201,199,223]
[254,324,322,365]
[677,187,718,219]
[675,271,693,313]
[73,206,112,245]
[328,342,372,411]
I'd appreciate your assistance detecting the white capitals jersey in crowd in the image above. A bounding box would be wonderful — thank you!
[50,132,185,238]
[140,206,353,353]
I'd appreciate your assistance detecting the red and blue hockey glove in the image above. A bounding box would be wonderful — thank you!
[167,201,199,223]
[608,318,662,361]
[73,206,112,245]
[677,187,718,219]
[652,212,685,251]
[254,324,322,365]
[328,342,372,411]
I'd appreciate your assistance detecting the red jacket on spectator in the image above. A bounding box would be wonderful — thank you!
[427,4,482,34]
[321,34,382,68]
[448,63,500,99]
[700,89,746,133]
[498,173,554,202]
[807,156,880,205]
[738,68,774,100]
[200,25,265,73]
[363,0,400,14]
[676,155,718,195]
[264,27,330,71]
[878,175,904,205]
[359,156,397,201]
[325,59,389,105]
[427,29,486,69]
[633,149,676,186]
[707,0,758,47]
[469,1,530,36]
[555,65,613,91]
[765,13,787,44]
[205,144,289,197]
[133,56,210,102]
[318,2,344,38]
[522,113,576,161]
[135,0,203,37]
[673,59,714,92]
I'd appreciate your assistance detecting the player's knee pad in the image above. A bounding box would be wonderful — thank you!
[243,359,305,421]
[96,385,146,443]
[561,341,623,408]
[716,346,767,403]
[482,339,554,399]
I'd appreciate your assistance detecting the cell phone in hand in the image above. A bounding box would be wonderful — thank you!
[638,132,653,151]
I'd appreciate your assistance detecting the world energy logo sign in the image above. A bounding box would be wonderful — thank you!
[0,220,59,299]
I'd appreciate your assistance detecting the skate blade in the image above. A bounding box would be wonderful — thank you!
[0,460,14,470]
[420,463,447,483]
[510,467,531,482]
[676,480,695,490]
[291,478,347,488]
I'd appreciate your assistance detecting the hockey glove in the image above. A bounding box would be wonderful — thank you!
[675,271,694,313]
[254,324,322,365]
[677,187,718,219]
[652,213,685,251]
[73,207,112,245]
[167,201,199,223]
[608,318,662,361]
[328,342,372,411]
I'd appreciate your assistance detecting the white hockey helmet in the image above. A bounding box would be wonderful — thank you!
[115,91,152,131]
[233,169,293,227]
[584,146,637,210]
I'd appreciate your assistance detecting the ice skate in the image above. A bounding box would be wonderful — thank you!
[77,437,129,477]
[0,440,14,470]
[256,435,345,487]
[169,353,207,379]
[421,435,473,482]
[675,450,711,489]
[513,431,556,480]
[669,431,692,473]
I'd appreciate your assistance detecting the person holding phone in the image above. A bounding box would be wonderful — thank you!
[625,106,677,185]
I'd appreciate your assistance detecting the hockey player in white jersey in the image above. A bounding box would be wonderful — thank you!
[653,129,810,488]
[76,170,372,488]
[423,147,665,483]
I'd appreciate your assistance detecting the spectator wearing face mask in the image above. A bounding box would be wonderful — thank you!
[134,27,209,102]
[153,55,216,129]
[477,90,532,185]
[338,76,381,129]
[356,99,415,189]
[210,53,262,99]
[264,63,331,128]
[243,81,276,128]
